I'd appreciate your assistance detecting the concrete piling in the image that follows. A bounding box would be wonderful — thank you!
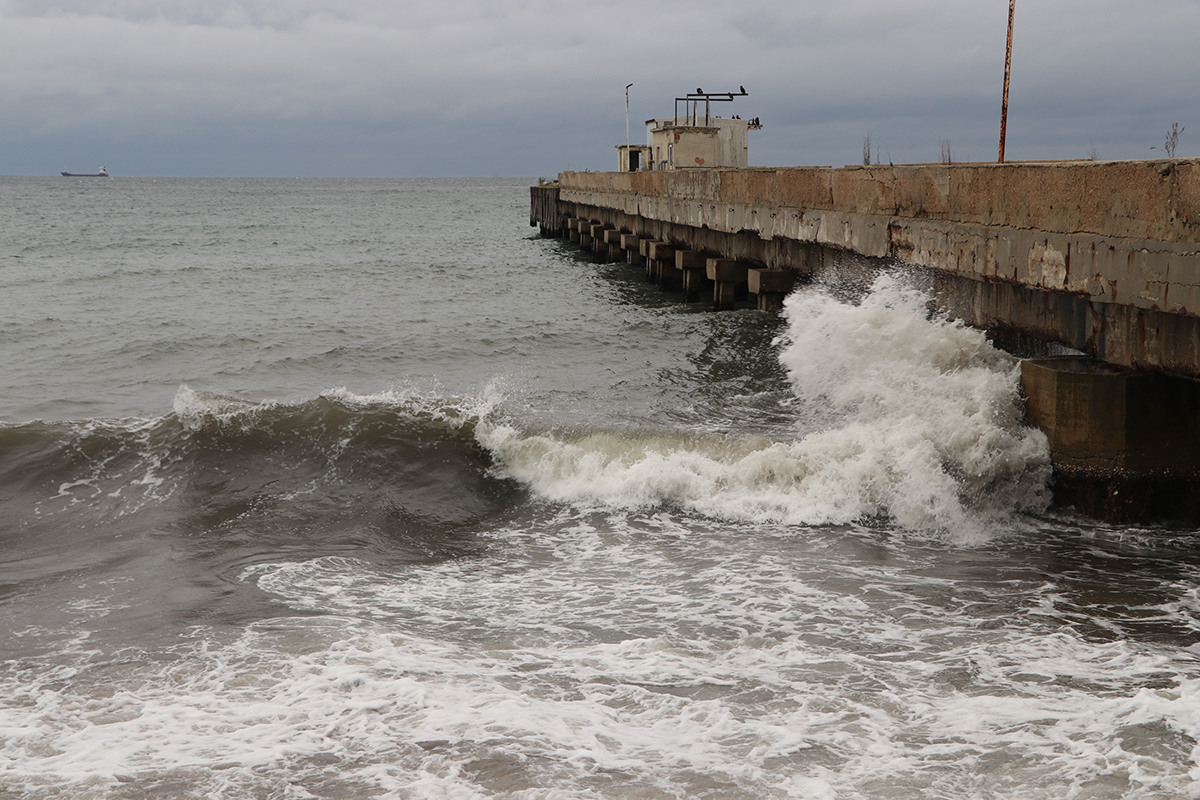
[640,240,663,282]
[748,269,797,312]
[707,259,749,310]
[1021,357,1200,522]
[647,242,677,290]
[603,229,624,263]
[588,224,610,261]
[675,251,710,301]
[621,234,644,266]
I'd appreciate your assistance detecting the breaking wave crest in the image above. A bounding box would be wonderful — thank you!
[2,385,512,532]
[2,277,1052,540]
[477,276,1051,537]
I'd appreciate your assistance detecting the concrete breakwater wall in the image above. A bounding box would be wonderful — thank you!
[539,160,1200,378]
[531,161,1200,522]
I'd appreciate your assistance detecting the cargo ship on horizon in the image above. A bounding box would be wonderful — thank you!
[61,166,108,177]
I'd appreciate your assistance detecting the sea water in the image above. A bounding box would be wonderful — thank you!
[1,176,1199,799]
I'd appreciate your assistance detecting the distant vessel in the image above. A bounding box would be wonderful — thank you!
[61,166,109,177]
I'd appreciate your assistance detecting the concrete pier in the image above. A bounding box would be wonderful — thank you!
[535,159,1200,376]
[532,160,1200,522]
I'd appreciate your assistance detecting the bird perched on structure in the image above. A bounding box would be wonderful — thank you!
[697,88,703,94]
[740,85,746,93]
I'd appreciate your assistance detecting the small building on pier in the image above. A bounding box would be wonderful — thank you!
[616,145,651,173]
[646,117,756,170]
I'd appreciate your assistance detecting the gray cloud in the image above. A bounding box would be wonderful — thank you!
[2,0,1196,175]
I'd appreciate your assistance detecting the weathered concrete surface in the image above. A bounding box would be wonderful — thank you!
[707,258,750,310]
[675,250,711,301]
[1022,357,1200,475]
[557,160,1200,243]
[620,233,644,266]
[542,160,1200,378]
[748,269,797,312]
[530,184,562,236]
[1021,356,1200,522]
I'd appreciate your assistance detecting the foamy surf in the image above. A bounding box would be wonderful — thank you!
[478,276,1050,537]
[6,177,1200,800]
[170,383,504,437]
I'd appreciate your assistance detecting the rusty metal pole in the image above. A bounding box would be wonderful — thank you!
[998,0,1015,163]
[625,83,633,152]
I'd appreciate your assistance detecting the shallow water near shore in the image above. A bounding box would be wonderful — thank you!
[2,176,1200,799]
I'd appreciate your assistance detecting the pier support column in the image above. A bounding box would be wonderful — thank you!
[642,241,664,282]
[603,229,624,263]
[707,259,750,310]
[748,269,797,312]
[676,250,711,301]
[588,224,610,262]
[647,242,677,290]
[621,234,644,266]
[567,219,582,244]
[1021,356,1200,522]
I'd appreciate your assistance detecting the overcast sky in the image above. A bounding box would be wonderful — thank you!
[2,0,1197,177]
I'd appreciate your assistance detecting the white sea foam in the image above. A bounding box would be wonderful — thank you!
[321,380,506,428]
[477,276,1050,537]
[31,415,177,519]
[172,384,274,425]
[7,517,1199,799]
